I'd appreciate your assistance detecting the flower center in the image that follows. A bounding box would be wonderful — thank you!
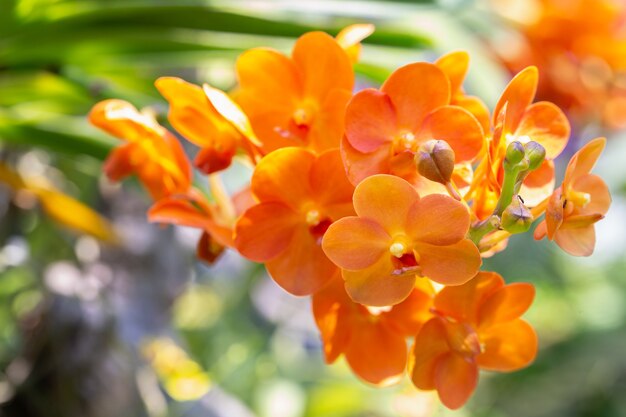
[566,189,591,208]
[389,241,407,258]
[394,130,418,153]
[292,102,316,127]
[306,209,321,227]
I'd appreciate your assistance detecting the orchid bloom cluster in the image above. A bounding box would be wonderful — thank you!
[89,25,611,409]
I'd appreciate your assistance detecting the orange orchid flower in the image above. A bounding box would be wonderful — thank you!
[312,276,433,386]
[409,271,537,409]
[341,62,484,187]
[234,147,355,295]
[155,77,262,174]
[468,66,571,219]
[89,99,192,201]
[435,51,491,133]
[534,137,611,256]
[235,31,354,153]
[335,23,375,64]
[322,174,481,306]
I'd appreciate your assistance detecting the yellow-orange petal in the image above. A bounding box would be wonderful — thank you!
[478,283,535,328]
[434,271,504,323]
[563,137,606,188]
[408,318,449,390]
[310,148,355,211]
[344,322,408,386]
[573,174,611,216]
[265,225,338,295]
[342,256,416,306]
[323,217,390,270]
[554,224,596,256]
[250,147,315,209]
[234,202,299,262]
[420,105,484,162]
[434,352,479,410]
[353,174,419,235]
[435,51,470,96]
[345,89,397,153]
[336,23,375,63]
[292,31,354,101]
[493,66,538,133]
[516,102,570,159]
[454,95,491,134]
[415,240,481,286]
[308,88,353,152]
[477,319,537,371]
[341,136,391,185]
[519,159,555,207]
[381,63,450,130]
[407,194,470,246]
[89,99,155,142]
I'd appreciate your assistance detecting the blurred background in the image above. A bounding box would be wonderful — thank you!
[1,1,626,416]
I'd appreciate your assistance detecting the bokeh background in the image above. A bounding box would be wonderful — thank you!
[1,1,626,416]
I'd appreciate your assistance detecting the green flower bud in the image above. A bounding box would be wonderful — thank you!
[505,141,525,166]
[501,196,534,234]
[524,141,546,171]
[415,140,455,184]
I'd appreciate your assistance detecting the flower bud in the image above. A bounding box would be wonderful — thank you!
[415,140,455,184]
[524,141,546,171]
[501,196,534,234]
[505,141,525,166]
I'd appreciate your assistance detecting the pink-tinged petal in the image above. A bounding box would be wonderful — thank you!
[477,319,537,372]
[478,283,535,328]
[322,217,390,270]
[341,136,392,185]
[310,148,354,209]
[408,318,449,390]
[516,102,570,159]
[420,106,484,162]
[382,63,450,130]
[434,271,504,323]
[344,323,408,386]
[407,194,471,245]
[308,88,353,152]
[353,174,419,235]
[415,240,482,286]
[573,174,611,216]
[343,256,416,306]
[434,352,479,410]
[250,147,315,209]
[265,226,338,295]
[345,89,397,153]
[554,224,596,257]
[564,137,606,188]
[519,159,555,207]
[435,51,469,95]
[234,202,299,262]
[493,66,538,133]
[292,31,354,100]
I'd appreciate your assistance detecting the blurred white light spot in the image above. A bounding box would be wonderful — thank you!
[255,379,305,417]
[44,262,82,297]
[0,237,29,267]
[75,236,100,263]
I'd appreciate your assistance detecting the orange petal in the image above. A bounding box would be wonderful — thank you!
[309,149,355,214]
[554,224,596,256]
[89,99,156,141]
[408,318,449,390]
[478,283,535,328]
[196,231,225,265]
[545,186,564,239]
[381,63,450,130]
[420,105,484,162]
[234,202,299,262]
[415,240,481,286]
[477,319,537,371]
[336,23,374,63]
[435,51,469,96]
[312,277,351,363]
[265,225,338,295]
[345,89,397,153]
[344,321,407,386]
[250,147,315,209]
[292,31,354,101]
[103,144,135,182]
[493,66,538,133]
[343,255,416,306]
[353,174,419,235]
[194,139,237,174]
[383,286,434,336]
[573,174,611,216]
[407,194,470,245]
[434,271,504,323]
[563,137,607,188]
[341,136,391,185]
[434,352,479,410]
[453,95,491,135]
[322,217,390,270]
[519,159,555,207]
[308,88,353,152]
[533,219,548,241]
[516,102,570,159]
